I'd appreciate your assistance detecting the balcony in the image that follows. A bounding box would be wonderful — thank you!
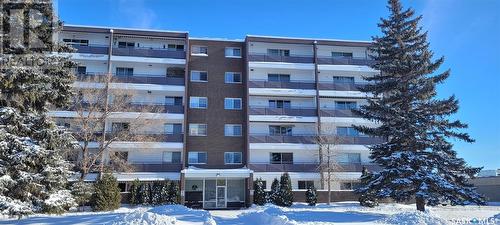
[335,136,385,145]
[337,163,380,172]
[128,103,184,114]
[112,47,186,59]
[319,109,361,117]
[71,44,109,54]
[248,80,316,89]
[248,163,319,172]
[76,73,185,85]
[249,134,316,144]
[90,132,184,142]
[318,81,367,91]
[248,53,314,63]
[131,163,183,172]
[249,106,317,116]
[317,57,375,66]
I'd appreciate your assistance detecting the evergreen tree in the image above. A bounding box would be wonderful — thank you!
[92,173,121,211]
[160,180,170,204]
[357,167,378,207]
[129,179,141,205]
[278,173,293,207]
[305,186,317,206]
[354,0,486,211]
[166,181,179,204]
[253,178,267,206]
[139,183,151,205]
[71,181,95,209]
[151,181,163,205]
[0,1,77,216]
[269,178,280,205]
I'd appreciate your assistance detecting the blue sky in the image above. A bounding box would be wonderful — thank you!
[56,0,500,170]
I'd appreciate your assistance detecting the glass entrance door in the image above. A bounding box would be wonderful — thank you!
[216,186,226,208]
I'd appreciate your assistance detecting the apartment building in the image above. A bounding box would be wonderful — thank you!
[53,25,381,209]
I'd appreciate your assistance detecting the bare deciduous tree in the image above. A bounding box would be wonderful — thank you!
[315,124,342,205]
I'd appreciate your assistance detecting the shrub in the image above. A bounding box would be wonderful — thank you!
[269,178,280,205]
[277,173,293,207]
[71,181,94,208]
[305,186,317,206]
[43,190,77,214]
[129,179,141,205]
[151,181,163,205]
[253,178,267,206]
[92,173,121,211]
[166,181,179,204]
[139,183,151,205]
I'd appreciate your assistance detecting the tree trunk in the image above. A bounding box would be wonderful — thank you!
[416,197,425,211]
[327,169,331,205]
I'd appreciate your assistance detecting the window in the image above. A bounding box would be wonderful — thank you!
[268,49,290,56]
[191,71,208,82]
[225,72,242,83]
[76,66,87,75]
[268,74,290,82]
[163,151,181,163]
[63,39,89,46]
[298,181,315,189]
[167,67,185,77]
[191,45,208,55]
[269,100,291,109]
[270,153,293,164]
[224,152,242,164]
[168,44,185,51]
[224,98,242,110]
[335,101,357,110]
[225,47,242,57]
[333,76,355,83]
[337,127,359,137]
[118,42,135,48]
[188,152,207,164]
[189,123,207,136]
[340,182,361,190]
[165,96,183,106]
[225,124,242,136]
[189,97,207,109]
[111,122,129,133]
[338,153,361,164]
[116,67,134,76]
[332,52,353,58]
[165,123,182,134]
[269,125,293,136]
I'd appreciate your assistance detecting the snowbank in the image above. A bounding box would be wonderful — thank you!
[237,204,297,225]
[112,205,215,225]
[380,211,449,225]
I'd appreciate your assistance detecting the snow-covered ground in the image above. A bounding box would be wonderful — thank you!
[0,202,498,225]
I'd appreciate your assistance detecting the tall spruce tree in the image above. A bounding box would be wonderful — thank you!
[354,0,485,211]
[253,178,267,206]
[278,173,293,207]
[0,0,77,216]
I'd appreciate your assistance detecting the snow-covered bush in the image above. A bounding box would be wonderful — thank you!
[43,190,77,214]
[253,178,267,206]
[305,186,317,206]
[269,178,280,205]
[277,173,293,207]
[0,196,33,218]
[166,181,179,204]
[129,179,141,205]
[380,211,448,225]
[71,181,94,208]
[92,173,121,211]
[151,181,163,205]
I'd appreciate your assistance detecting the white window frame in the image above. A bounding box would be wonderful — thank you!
[191,45,208,56]
[188,152,207,164]
[224,72,242,84]
[189,123,207,136]
[224,152,242,164]
[189,97,208,109]
[190,71,208,82]
[224,124,242,136]
[225,47,242,58]
[224,98,242,110]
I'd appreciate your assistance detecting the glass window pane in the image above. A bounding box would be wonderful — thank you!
[227,179,244,202]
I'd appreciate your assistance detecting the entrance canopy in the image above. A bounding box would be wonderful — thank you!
[181,166,253,178]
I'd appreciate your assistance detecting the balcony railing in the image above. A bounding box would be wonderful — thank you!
[337,163,381,172]
[317,81,368,91]
[248,79,316,89]
[319,109,361,117]
[335,136,385,145]
[249,134,316,144]
[317,56,375,66]
[90,132,184,142]
[131,163,183,172]
[112,47,186,59]
[248,53,314,63]
[71,44,109,54]
[128,103,184,114]
[248,163,319,172]
[249,106,317,116]
[76,73,185,85]
[68,102,184,114]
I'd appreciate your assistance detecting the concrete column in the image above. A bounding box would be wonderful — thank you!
[180,172,186,204]
[247,173,254,207]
